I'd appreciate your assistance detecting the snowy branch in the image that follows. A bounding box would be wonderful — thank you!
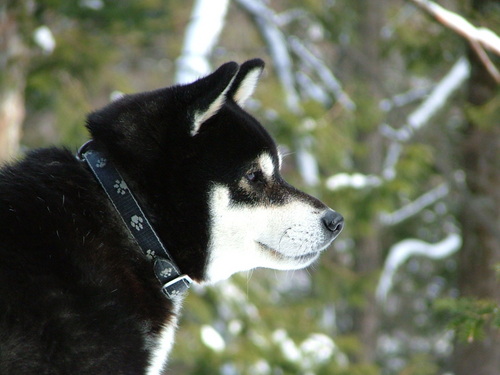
[380,142,402,181]
[235,0,301,112]
[295,71,330,105]
[376,233,462,303]
[326,172,382,191]
[382,57,470,143]
[410,0,500,55]
[380,183,449,226]
[175,0,230,84]
[236,0,326,187]
[296,136,321,187]
[288,36,355,111]
[380,57,470,180]
[410,0,500,82]
[327,57,470,191]
[379,86,432,112]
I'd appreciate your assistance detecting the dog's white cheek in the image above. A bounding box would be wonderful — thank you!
[205,185,268,283]
[204,185,330,283]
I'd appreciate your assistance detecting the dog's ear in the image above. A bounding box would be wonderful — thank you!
[227,59,265,107]
[184,61,239,136]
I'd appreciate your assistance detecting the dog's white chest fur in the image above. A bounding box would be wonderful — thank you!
[146,299,182,375]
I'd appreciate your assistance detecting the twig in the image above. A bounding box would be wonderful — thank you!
[409,0,500,83]
[469,38,500,84]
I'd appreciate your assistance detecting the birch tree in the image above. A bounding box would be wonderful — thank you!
[175,0,230,84]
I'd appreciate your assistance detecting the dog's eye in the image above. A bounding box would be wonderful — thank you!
[245,170,263,183]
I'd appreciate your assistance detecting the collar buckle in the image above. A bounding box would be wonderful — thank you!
[161,274,193,299]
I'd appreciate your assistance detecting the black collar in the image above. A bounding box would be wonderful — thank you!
[77,140,192,299]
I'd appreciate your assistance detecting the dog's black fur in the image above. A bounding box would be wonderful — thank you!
[0,59,342,374]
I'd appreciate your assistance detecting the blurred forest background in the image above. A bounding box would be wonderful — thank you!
[1,0,499,374]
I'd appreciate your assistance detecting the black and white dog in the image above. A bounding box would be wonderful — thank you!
[0,59,343,374]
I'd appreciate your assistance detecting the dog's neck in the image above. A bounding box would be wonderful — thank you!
[77,140,192,299]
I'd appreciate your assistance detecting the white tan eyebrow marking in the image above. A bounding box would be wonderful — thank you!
[258,153,275,178]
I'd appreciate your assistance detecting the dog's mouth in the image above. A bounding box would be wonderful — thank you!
[257,242,320,263]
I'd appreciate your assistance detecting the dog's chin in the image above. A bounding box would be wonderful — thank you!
[256,242,321,270]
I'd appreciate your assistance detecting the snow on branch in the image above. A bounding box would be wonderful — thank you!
[295,71,331,105]
[175,0,230,84]
[288,36,355,111]
[380,183,449,226]
[236,0,330,187]
[326,173,382,191]
[380,57,469,180]
[376,233,462,303]
[381,57,470,142]
[379,86,432,112]
[410,0,500,55]
[328,57,470,191]
[410,0,500,82]
[296,135,321,187]
[235,0,301,112]
[380,142,402,181]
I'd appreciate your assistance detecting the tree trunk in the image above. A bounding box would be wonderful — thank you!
[351,0,386,364]
[175,0,230,84]
[453,1,500,374]
[0,8,27,164]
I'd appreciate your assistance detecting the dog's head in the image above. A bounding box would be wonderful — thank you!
[87,59,343,283]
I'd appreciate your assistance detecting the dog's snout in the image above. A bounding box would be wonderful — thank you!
[322,210,344,235]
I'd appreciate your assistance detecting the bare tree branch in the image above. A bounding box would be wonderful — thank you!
[409,0,500,83]
[468,38,500,84]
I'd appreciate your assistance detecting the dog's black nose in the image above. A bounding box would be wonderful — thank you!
[322,210,344,235]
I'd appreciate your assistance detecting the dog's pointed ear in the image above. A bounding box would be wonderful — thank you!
[227,59,265,107]
[186,61,239,136]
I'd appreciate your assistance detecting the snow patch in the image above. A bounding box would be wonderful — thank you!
[110,91,125,102]
[249,359,271,375]
[272,329,301,363]
[326,173,382,191]
[272,329,348,369]
[79,0,104,10]
[200,325,226,352]
[33,26,55,54]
